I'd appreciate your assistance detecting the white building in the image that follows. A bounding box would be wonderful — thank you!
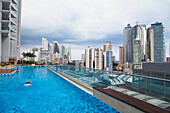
[68,46,71,62]
[81,54,85,62]
[85,46,94,68]
[94,47,103,70]
[0,0,22,62]
[42,38,48,50]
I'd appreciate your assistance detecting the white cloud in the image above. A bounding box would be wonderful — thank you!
[21,0,170,60]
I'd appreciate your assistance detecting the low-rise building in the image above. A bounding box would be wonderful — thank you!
[133,62,170,79]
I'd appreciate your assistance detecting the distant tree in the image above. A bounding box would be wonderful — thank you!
[29,53,36,60]
[22,52,36,61]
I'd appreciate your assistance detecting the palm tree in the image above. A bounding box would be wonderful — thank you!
[29,53,36,60]
[22,52,36,61]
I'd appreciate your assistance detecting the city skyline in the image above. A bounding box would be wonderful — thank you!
[20,0,170,60]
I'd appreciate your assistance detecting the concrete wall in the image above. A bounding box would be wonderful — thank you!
[142,63,170,73]
[93,89,144,113]
[2,37,10,61]
[0,34,1,62]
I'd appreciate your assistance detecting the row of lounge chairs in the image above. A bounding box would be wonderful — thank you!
[0,62,10,67]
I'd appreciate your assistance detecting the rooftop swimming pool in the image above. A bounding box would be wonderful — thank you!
[0,66,120,113]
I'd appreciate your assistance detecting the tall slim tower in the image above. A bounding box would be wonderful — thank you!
[133,38,141,68]
[85,46,94,68]
[123,24,132,63]
[132,24,147,62]
[149,22,165,63]
[119,45,126,65]
[94,47,103,70]
[42,38,48,50]
[0,0,22,62]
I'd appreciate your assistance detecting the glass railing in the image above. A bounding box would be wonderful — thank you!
[11,11,17,18]
[10,25,17,32]
[11,18,17,25]
[13,0,18,4]
[10,33,16,38]
[48,65,170,110]
[11,3,18,11]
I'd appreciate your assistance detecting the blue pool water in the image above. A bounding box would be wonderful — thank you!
[0,66,120,113]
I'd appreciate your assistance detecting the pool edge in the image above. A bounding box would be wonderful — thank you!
[47,66,93,95]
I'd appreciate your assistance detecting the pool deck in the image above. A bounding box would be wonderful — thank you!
[0,69,16,74]
[47,66,93,93]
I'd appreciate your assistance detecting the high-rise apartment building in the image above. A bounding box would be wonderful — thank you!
[132,24,147,62]
[81,53,85,62]
[103,41,112,52]
[146,27,154,61]
[106,41,112,51]
[0,0,22,62]
[151,22,165,63]
[67,46,71,62]
[119,45,126,65]
[59,45,65,58]
[42,38,48,50]
[104,50,112,71]
[146,22,165,63]
[94,47,103,70]
[52,40,59,55]
[133,38,141,68]
[123,24,133,63]
[85,46,94,68]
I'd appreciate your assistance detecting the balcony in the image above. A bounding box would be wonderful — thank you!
[11,11,17,18]
[10,25,17,32]
[1,17,10,21]
[10,33,16,39]
[11,2,18,11]
[11,18,17,25]
[13,0,18,4]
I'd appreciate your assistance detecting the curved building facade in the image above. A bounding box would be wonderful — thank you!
[53,40,59,54]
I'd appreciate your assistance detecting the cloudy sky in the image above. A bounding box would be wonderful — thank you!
[21,0,170,60]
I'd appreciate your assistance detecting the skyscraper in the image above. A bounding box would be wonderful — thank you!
[42,38,48,50]
[133,38,141,68]
[85,46,94,68]
[146,27,154,61]
[103,41,112,52]
[67,45,71,62]
[59,45,65,58]
[151,22,165,63]
[106,41,112,51]
[132,24,147,61]
[52,40,59,55]
[94,47,103,70]
[123,24,133,63]
[0,0,22,62]
[104,50,112,71]
[119,45,126,65]
[81,54,85,62]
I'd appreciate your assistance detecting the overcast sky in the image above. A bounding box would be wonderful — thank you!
[20,0,170,60]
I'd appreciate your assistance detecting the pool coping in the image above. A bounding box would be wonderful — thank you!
[47,66,93,95]
[0,69,17,75]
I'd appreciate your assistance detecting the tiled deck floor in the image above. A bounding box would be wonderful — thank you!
[0,69,16,74]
